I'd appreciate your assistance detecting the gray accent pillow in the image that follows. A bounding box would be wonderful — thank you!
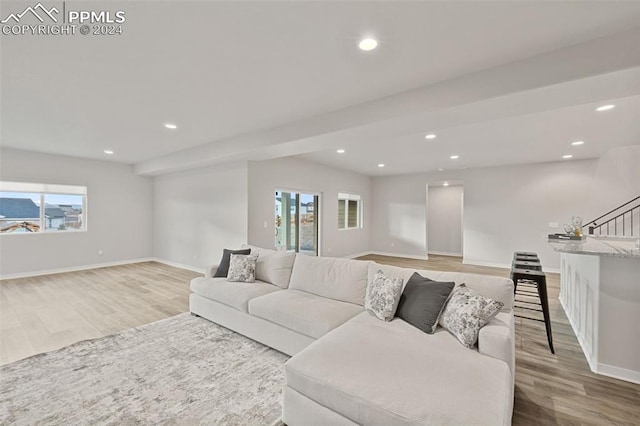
[439,284,504,348]
[227,254,258,283]
[395,273,455,334]
[214,248,251,278]
[364,270,404,321]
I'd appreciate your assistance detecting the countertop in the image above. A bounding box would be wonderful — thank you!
[549,236,640,259]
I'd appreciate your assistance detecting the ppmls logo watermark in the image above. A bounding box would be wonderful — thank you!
[1,2,126,36]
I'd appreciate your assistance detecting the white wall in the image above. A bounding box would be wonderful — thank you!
[584,145,640,236]
[248,157,371,258]
[369,174,428,257]
[0,148,153,277]
[372,159,598,270]
[427,185,463,256]
[152,162,248,270]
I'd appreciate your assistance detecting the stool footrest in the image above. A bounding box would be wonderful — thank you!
[515,314,545,322]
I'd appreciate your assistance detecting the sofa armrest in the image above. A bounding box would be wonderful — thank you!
[204,264,220,279]
[478,311,515,383]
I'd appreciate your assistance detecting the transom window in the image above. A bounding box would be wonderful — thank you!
[338,192,362,230]
[0,181,87,234]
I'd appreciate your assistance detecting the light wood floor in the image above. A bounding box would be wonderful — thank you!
[0,262,200,365]
[359,254,640,426]
[2,257,639,425]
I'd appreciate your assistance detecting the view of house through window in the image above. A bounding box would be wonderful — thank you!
[275,190,319,255]
[338,193,362,230]
[0,182,86,233]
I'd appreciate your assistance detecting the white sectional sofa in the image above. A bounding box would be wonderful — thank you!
[189,245,515,425]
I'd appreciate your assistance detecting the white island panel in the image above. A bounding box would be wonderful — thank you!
[553,237,640,384]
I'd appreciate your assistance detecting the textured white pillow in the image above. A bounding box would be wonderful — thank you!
[364,270,404,321]
[227,254,258,283]
[439,284,504,348]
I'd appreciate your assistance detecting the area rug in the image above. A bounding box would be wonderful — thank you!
[0,313,289,425]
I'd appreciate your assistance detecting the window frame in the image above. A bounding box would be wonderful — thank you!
[0,181,88,235]
[338,192,362,230]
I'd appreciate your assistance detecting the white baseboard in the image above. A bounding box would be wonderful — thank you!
[428,251,462,257]
[462,259,560,274]
[364,251,429,260]
[0,258,155,280]
[343,251,372,259]
[151,258,204,274]
[596,362,640,385]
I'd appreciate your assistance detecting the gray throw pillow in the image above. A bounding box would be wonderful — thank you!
[365,270,404,322]
[214,248,251,278]
[395,273,455,334]
[439,284,503,348]
[227,254,258,283]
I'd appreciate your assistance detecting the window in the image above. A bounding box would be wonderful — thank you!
[0,181,87,234]
[338,193,362,230]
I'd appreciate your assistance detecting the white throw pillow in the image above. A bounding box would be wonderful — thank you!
[241,244,296,288]
[364,270,404,321]
[439,284,504,348]
[227,254,258,283]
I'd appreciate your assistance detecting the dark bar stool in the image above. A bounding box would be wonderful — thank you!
[514,254,539,261]
[512,260,542,271]
[514,251,538,257]
[510,256,555,354]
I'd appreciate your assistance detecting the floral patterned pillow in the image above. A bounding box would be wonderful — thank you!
[227,254,259,283]
[365,270,404,321]
[439,284,503,348]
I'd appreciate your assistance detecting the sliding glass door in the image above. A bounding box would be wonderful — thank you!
[275,191,319,255]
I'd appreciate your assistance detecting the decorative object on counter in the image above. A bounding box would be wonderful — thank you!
[551,216,587,241]
[548,233,587,241]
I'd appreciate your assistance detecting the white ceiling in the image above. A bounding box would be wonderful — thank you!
[299,95,640,175]
[1,1,640,175]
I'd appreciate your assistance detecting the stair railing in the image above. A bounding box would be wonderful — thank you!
[584,195,640,237]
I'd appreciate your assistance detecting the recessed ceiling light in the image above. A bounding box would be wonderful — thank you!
[164,123,178,129]
[425,134,437,140]
[358,38,378,51]
[336,149,345,154]
[450,155,459,160]
[438,168,444,172]
[103,149,114,155]
[377,163,385,168]
[571,141,584,146]
[443,182,449,187]
[596,104,615,112]
[563,154,573,159]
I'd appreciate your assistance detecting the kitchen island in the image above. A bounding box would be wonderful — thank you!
[549,236,640,384]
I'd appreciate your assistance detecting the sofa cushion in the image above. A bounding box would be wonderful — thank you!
[289,255,372,305]
[213,248,251,278]
[286,311,512,426]
[440,284,504,348]
[227,253,258,283]
[364,270,403,321]
[242,244,296,288]
[248,290,363,339]
[189,277,280,312]
[368,263,514,310]
[395,273,455,334]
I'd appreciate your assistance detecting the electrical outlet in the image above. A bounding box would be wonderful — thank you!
[263,221,268,228]
[97,249,104,256]
[327,248,332,254]
[549,222,559,229]
[391,242,395,248]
